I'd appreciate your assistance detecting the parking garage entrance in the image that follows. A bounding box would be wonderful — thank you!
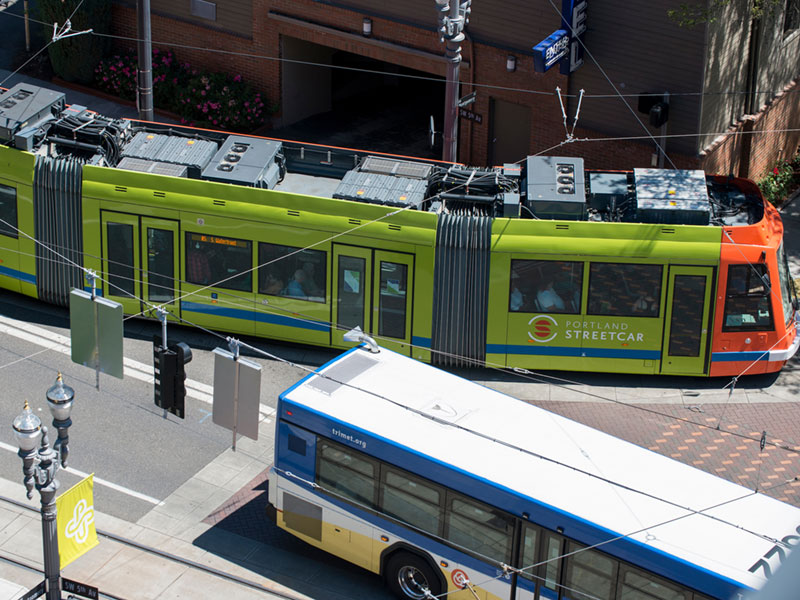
[278,37,445,160]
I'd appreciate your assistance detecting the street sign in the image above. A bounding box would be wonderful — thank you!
[212,347,262,441]
[62,577,99,600]
[459,108,482,124]
[458,91,476,108]
[18,580,45,600]
[70,289,124,379]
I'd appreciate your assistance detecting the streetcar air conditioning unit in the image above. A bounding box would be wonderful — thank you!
[200,136,283,189]
[587,172,630,212]
[0,83,65,148]
[525,156,586,220]
[120,132,219,176]
[333,156,430,208]
[117,157,189,178]
[634,168,709,225]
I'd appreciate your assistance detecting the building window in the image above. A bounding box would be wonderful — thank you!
[0,183,18,238]
[723,264,774,331]
[185,232,252,291]
[785,0,800,35]
[190,0,216,21]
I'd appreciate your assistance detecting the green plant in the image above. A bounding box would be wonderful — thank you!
[38,0,111,83]
[176,71,271,132]
[758,155,800,205]
[94,48,188,112]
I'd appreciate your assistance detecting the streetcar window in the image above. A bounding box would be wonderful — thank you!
[588,263,662,317]
[258,242,326,302]
[317,440,377,509]
[564,542,617,600]
[381,468,442,536]
[445,494,513,564]
[722,264,774,331]
[618,565,689,600]
[0,183,18,238]
[519,525,539,581]
[185,232,252,291]
[106,222,135,297]
[509,259,583,313]
[777,244,795,323]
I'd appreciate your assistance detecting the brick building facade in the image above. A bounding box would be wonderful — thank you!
[111,0,799,178]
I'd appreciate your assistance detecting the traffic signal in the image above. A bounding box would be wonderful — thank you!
[153,336,176,412]
[153,336,192,419]
[170,341,193,419]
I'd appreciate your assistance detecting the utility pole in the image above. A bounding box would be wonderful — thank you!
[436,0,470,163]
[136,0,154,121]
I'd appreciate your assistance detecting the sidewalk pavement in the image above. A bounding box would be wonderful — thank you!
[0,419,310,600]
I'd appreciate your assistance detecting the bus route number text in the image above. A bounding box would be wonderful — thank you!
[747,524,800,579]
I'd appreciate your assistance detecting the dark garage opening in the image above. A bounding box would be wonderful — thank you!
[277,41,445,160]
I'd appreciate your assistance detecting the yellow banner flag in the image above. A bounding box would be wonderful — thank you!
[56,473,98,568]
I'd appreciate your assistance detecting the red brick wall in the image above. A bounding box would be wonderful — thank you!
[701,79,800,181]
[110,1,795,174]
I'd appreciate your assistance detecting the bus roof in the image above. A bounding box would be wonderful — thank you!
[281,345,799,592]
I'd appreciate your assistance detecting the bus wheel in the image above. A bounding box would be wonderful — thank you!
[385,552,441,600]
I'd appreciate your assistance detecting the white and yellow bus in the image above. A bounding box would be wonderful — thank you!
[267,344,800,600]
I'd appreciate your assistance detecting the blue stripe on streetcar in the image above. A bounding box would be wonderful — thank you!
[0,265,36,284]
[181,300,330,332]
[412,336,431,348]
[487,344,661,360]
[711,351,769,362]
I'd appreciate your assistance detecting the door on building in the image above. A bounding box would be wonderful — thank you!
[488,98,532,165]
[331,244,414,355]
[660,266,714,375]
[101,211,180,320]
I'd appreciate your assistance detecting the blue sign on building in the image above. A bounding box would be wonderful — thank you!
[533,29,569,73]
[532,0,587,74]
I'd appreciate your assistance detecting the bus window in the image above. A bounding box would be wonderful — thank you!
[186,232,252,291]
[588,263,662,317]
[563,542,617,600]
[519,525,538,581]
[722,264,774,331]
[445,494,514,565]
[618,565,689,600]
[258,242,326,302]
[510,260,583,313]
[541,532,563,596]
[0,183,18,238]
[381,468,442,536]
[317,440,377,509]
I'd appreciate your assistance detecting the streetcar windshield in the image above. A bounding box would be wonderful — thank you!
[777,242,796,323]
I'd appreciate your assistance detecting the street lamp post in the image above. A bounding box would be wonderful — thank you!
[12,374,75,600]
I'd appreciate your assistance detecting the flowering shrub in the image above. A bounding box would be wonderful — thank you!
[758,154,800,206]
[94,48,185,110]
[94,50,270,133]
[176,71,267,131]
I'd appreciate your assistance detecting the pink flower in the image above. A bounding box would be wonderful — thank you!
[234,75,242,82]
[774,167,780,175]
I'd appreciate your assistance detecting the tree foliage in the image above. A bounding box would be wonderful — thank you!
[667,0,784,27]
[36,0,111,83]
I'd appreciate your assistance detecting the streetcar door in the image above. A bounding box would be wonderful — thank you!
[660,266,713,375]
[332,245,372,350]
[331,245,414,355]
[101,212,179,320]
[371,250,413,355]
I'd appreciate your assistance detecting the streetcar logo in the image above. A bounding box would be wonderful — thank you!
[65,499,95,545]
[528,315,558,343]
[451,569,469,588]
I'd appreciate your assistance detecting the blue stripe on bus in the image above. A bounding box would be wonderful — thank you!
[487,344,661,360]
[279,401,751,598]
[412,336,431,348]
[0,265,36,284]
[711,351,769,362]
[181,300,330,332]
